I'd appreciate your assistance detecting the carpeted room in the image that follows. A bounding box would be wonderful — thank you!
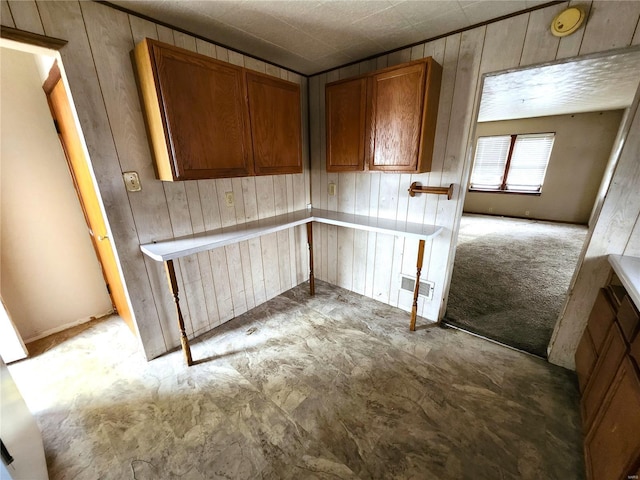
[446,110,624,358]
[447,214,587,356]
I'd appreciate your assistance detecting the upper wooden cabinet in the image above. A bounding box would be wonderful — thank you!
[369,62,428,171]
[326,77,367,172]
[145,41,253,179]
[246,71,302,176]
[134,39,302,181]
[325,57,442,173]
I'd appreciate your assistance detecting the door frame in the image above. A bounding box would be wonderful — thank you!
[42,62,115,311]
[0,29,136,337]
[42,60,135,335]
[443,45,640,358]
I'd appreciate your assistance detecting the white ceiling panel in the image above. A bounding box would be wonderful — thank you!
[392,0,464,26]
[460,0,529,24]
[108,0,558,74]
[479,50,640,122]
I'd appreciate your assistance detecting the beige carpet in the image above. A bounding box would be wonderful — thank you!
[446,214,588,358]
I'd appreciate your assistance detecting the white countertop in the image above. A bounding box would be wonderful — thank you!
[141,208,443,262]
[311,208,442,240]
[609,254,640,307]
[141,209,312,261]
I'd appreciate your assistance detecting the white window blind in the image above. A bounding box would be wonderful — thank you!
[469,136,511,189]
[469,133,555,193]
[506,134,555,192]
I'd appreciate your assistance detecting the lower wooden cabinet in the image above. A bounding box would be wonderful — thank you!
[584,357,640,480]
[575,329,597,392]
[581,323,626,428]
[577,278,640,480]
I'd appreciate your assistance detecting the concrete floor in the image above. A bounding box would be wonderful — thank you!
[9,280,585,479]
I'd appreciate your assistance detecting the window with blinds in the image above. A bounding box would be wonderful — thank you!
[469,133,555,193]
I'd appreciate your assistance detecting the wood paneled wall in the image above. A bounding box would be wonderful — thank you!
[2,0,640,368]
[0,0,309,359]
[308,1,640,369]
[550,83,640,365]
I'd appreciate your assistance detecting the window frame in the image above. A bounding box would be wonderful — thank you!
[468,132,555,195]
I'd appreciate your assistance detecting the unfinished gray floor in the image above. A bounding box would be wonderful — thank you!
[9,281,584,479]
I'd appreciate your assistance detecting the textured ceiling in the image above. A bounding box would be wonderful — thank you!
[108,0,552,75]
[479,50,640,122]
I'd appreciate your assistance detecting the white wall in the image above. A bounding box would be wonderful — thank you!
[549,77,640,365]
[0,47,112,342]
[0,358,48,479]
[464,111,624,224]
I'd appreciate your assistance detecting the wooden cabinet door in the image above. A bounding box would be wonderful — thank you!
[617,295,640,343]
[587,289,617,354]
[326,78,367,172]
[631,333,640,369]
[151,42,253,179]
[585,357,640,480]
[367,63,426,172]
[582,322,627,429]
[576,329,597,392]
[246,71,302,175]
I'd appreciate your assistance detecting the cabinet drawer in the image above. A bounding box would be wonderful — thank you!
[581,322,626,430]
[575,329,597,393]
[584,357,640,480]
[587,289,617,354]
[617,295,640,344]
[606,283,628,306]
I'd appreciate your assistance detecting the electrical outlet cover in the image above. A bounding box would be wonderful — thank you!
[123,171,142,192]
[225,191,234,207]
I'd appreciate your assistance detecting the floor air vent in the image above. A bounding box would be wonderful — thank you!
[400,276,434,300]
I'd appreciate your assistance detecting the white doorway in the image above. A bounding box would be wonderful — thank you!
[0,45,114,361]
